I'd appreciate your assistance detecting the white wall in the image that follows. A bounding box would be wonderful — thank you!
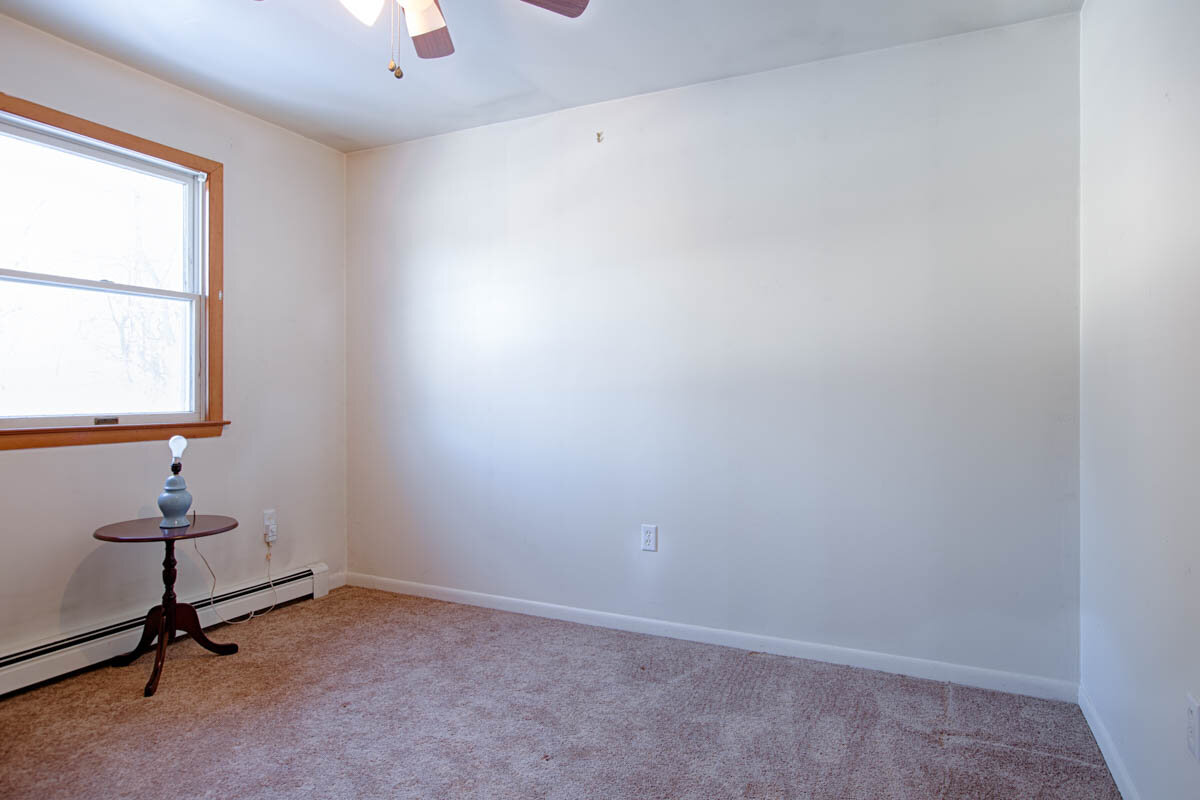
[1080,0,1200,797]
[347,16,1081,687]
[0,17,347,651]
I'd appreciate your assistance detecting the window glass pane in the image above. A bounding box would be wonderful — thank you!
[0,132,189,292]
[0,280,194,418]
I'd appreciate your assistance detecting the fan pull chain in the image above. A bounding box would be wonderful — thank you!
[387,0,395,71]
[392,1,404,79]
[387,0,403,78]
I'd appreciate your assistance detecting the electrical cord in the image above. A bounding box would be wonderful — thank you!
[190,509,278,625]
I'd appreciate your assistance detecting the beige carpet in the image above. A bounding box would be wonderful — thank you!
[0,587,1117,799]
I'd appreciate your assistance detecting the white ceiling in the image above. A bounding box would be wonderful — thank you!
[0,0,1082,152]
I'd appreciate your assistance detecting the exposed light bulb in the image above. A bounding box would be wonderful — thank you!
[339,0,385,26]
[399,0,446,37]
[168,435,188,460]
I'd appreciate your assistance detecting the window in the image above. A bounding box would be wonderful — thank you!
[0,95,226,449]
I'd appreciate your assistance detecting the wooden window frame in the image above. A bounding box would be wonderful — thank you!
[0,93,229,450]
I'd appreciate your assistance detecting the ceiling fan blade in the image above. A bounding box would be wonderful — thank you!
[404,0,455,59]
[519,0,589,18]
[338,0,385,26]
[412,25,454,58]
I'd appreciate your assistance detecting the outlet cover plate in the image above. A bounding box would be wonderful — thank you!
[640,524,658,552]
[1188,693,1199,761]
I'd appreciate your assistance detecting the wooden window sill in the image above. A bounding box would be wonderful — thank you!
[0,421,231,451]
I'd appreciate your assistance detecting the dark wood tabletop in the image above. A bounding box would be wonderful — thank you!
[93,514,239,543]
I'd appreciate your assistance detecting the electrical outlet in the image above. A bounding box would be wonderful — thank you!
[263,509,278,544]
[1188,693,1199,761]
[640,524,658,552]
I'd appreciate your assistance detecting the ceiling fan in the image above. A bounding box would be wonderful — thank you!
[335,0,589,74]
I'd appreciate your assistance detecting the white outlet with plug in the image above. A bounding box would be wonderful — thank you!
[263,509,278,544]
[640,524,658,552]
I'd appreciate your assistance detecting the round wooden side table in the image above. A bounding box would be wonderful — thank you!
[93,515,240,697]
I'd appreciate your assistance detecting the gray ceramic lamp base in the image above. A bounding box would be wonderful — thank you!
[158,473,193,529]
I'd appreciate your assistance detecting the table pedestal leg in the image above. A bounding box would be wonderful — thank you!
[143,539,178,696]
[111,605,163,667]
[144,610,169,697]
[175,602,238,656]
[109,538,238,697]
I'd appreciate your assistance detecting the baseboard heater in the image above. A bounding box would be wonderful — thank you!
[0,562,330,697]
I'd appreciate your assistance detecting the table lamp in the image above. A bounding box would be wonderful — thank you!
[157,435,193,528]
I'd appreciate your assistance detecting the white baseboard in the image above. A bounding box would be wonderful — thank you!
[1078,685,1139,800]
[347,572,1078,703]
[0,562,330,697]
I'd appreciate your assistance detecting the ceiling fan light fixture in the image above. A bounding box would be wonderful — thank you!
[399,0,447,37]
[339,0,385,26]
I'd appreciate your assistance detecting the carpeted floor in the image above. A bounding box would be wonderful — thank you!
[0,587,1118,799]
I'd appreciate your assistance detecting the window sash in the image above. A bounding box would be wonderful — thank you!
[0,112,207,296]
[0,113,210,429]
[0,270,207,428]
[0,111,205,186]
